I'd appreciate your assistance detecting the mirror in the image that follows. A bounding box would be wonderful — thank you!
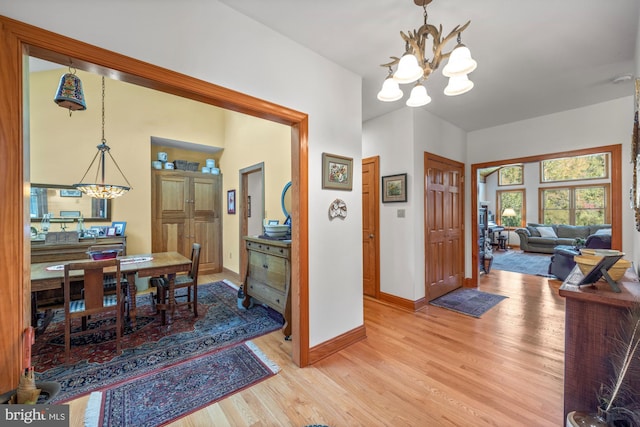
[30,184,111,222]
[281,181,292,220]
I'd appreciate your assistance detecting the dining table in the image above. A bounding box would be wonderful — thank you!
[30,251,193,332]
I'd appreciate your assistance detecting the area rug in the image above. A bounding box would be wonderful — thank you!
[32,281,284,403]
[490,250,554,277]
[430,288,508,318]
[84,341,279,427]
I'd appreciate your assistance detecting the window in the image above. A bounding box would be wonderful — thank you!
[497,190,525,227]
[540,184,609,225]
[541,153,608,183]
[498,165,523,186]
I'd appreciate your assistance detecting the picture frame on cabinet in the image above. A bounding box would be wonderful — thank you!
[227,189,236,214]
[111,221,126,236]
[382,173,407,203]
[106,227,117,237]
[322,152,353,191]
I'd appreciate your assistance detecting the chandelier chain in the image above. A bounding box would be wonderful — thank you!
[101,76,106,144]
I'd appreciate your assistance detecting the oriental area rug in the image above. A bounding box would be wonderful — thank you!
[430,288,508,318]
[84,341,279,427]
[32,281,284,405]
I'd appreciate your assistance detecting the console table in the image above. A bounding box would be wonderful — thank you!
[559,266,640,419]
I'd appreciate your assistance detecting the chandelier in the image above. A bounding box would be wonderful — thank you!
[73,76,132,199]
[377,0,477,107]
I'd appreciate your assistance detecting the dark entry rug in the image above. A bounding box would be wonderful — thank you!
[32,281,284,403]
[85,341,279,427]
[490,250,554,277]
[430,288,507,318]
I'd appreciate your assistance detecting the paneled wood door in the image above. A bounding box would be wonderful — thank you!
[424,153,464,301]
[362,156,379,298]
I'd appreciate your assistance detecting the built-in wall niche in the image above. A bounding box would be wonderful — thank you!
[150,136,223,171]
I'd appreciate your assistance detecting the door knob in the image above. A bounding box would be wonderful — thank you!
[369,234,374,238]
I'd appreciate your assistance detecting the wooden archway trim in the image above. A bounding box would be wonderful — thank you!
[0,15,310,392]
[470,144,623,287]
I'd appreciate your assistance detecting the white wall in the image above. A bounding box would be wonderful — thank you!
[0,0,363,348]
[363,107,466,300]
[468,97,635,265]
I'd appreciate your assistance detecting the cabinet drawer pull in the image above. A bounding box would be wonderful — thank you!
[263,264,268,269]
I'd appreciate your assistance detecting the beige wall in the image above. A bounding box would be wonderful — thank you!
[30,69,289,270]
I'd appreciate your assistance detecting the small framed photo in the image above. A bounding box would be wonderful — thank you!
[322,152,353,191]
[59,210,81,218]
[106,227,117,237]
[227,189,236,214]
[90,225,107,237]
[111,221,127,236]
[382,173,408,203]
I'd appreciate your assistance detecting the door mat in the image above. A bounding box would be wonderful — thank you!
[430,288,507,318]
[84,341,279,427]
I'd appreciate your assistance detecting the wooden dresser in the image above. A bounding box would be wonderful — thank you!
[242,236,291,338]
[31,235,127,264]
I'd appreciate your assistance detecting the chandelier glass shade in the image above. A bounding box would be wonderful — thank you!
[377,0,477,106]
[73,76,132,199]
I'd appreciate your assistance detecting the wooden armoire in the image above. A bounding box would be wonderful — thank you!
[151,170,222,274]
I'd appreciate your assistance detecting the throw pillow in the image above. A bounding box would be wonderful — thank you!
[527,226,541,237]
[594,228,611,235]
[536,226,557,238]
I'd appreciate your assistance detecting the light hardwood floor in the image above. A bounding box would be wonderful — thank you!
[67,270,565,426]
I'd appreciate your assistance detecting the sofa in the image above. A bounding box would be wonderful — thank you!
[514,223,611,254]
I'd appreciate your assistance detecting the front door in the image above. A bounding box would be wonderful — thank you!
[362,156,379,298]
[424,153,464,301]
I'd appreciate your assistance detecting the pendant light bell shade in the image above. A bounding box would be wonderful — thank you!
[444,73,474,96]
[377,77,403,102]
[54,73,87,111]
[393,54,424,84]
[442,44,477,77]
[406,83,431,107]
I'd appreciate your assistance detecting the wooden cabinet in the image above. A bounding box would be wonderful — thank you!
[152,170,222,274]
[242,236,291,337]
[559,268,640,419]
[31,235,127,264]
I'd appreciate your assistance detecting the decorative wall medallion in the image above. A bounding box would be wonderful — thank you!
[328,199,347,219]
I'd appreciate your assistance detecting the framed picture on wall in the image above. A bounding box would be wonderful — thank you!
[382,173,407,203]
[227,190,236,214]
[322,152,353,191]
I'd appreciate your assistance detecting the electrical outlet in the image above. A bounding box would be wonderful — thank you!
[397,209,405,218]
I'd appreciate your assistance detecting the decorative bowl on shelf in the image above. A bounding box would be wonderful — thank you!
[87,250,120,260]
[573,253,631,282]
[264,224,290,238]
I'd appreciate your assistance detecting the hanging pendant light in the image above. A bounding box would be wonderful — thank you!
[54,65,87,116]
[73,76,132,199]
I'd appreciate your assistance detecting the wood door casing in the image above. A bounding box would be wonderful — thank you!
[424,153,464,301]
[362,156,379,298]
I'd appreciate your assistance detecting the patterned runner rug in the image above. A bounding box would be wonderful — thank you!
[430,288,508,318]
[490,250,554,277]
[32,281,284,403]
[84,341,279,427]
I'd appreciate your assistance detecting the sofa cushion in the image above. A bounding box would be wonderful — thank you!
[556,225,589,238]
[530,237,559,245]
[536,226,557,238]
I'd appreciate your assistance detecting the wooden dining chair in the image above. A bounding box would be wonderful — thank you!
[63,258,125,363]
[155,243,201,321]
[86,244,130,317]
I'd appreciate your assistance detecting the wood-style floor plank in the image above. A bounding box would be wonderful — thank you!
[64,269,564,426]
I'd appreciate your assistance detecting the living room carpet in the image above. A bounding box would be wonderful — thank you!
[430,288,508,318]
[84,341,279,427]
[490,250,554,277]
[32,281,284,403]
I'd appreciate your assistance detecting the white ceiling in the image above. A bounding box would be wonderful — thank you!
[218,0,639,131]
